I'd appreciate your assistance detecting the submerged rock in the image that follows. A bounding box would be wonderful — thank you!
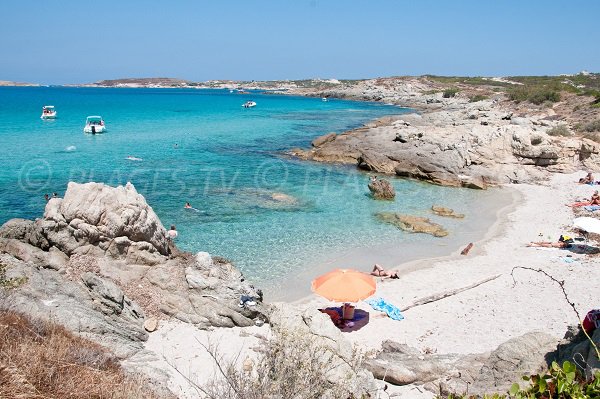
[431,205,465,218]
[375,212,448,237]
[368,178,396,200]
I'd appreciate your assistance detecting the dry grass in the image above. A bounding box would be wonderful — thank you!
[0,310,162,399]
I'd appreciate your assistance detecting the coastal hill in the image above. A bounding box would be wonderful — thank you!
[0,80,39,87]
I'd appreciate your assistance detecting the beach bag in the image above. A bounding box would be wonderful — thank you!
[582,309,600,333]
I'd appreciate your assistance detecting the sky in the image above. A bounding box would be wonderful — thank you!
[1,0,599,84]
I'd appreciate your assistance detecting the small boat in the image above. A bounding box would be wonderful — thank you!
[41,105,57,119]
[242,101,256,108]
[83,116,106,134]
[322,97,328,102]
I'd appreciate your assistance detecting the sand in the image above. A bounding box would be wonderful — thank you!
[143,171,600,398]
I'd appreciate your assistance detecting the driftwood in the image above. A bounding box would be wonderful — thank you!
[461,242,474,255]
[400,274,501,312]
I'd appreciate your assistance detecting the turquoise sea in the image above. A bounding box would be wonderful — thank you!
[0,87,511,299]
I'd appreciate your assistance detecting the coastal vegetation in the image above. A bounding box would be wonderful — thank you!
[443,361,600,398]
[443,87,460,98]
[0,309,160,398]
[547,124,572,137]
[197,328,369,399]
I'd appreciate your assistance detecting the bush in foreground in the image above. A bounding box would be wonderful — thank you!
[0,309,160,399]
[198,327,371,399]
[442,361,600,399]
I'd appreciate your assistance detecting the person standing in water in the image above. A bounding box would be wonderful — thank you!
[167,225,178,240]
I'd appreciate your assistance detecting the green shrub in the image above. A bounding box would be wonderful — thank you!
[577,119,600,133]
[547,124,572,137]
[508,87,561,105]
[469,94,488,102]
[443,88,459,98]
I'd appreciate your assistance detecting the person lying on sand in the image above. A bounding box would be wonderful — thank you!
[527,234,574,249]
[371,264,399,279]
[567,191,600,207]
[527,241,572,248]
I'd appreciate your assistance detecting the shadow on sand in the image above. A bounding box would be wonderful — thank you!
[325,307,370,333]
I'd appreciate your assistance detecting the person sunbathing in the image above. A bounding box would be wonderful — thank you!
[579,172,595,184]
[371,264,399,279]
[527,241,571,248]
[527,235,574,248]
[567,191,600,207]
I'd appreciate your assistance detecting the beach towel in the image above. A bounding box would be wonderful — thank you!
[583,205,600,212]
[365,297,404,321]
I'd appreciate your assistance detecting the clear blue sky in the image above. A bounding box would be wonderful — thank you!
[1,0,599,84]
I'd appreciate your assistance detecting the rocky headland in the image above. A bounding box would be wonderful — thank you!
[285,75,600,189]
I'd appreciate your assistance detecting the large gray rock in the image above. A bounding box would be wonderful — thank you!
[365,331,558,397]
[57,182,170,256]
[470,331,558,394]
[556,325,600,377]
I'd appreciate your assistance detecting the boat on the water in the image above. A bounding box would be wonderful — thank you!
[83,116,106,134]
[322,97,328,102]
[242,101,256,108]
[41,105,57,119]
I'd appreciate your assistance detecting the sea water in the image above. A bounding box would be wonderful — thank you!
[0,87,512,300]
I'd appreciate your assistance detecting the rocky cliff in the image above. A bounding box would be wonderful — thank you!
[0,182,266,363]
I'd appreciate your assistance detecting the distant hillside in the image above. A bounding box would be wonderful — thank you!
[0,80,40,87]
[92,77,193,87]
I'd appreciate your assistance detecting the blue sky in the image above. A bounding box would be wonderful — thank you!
[1,0,599,84]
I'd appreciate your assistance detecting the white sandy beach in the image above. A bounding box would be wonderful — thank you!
[143,171,600,397]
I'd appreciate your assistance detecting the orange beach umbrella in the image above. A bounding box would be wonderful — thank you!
[311,269,376,302]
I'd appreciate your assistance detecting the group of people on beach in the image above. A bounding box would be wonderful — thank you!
[528,171,599,248]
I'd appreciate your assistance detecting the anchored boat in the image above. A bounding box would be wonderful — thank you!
[242,101,256,108]
[83,116,106,134]
[41,105,57,119]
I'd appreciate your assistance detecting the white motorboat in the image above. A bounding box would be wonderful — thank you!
[83,115,106,134]
[322,97,328,102]
[41,105,57,119]
[242,101,256,108]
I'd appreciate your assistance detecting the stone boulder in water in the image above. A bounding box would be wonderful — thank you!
[368,178,396,200]
[431,205,465,219]
[375,212,448,237]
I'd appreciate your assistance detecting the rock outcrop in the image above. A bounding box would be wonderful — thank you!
[375,212,448,237]
[368,178,396,200]
[288,90,600,188]
[0,182,267,361]
[555,325,600,376]
[365,331,559,397]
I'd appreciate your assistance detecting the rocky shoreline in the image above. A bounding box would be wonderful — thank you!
[0,182,267,392]
[283,77,600,189]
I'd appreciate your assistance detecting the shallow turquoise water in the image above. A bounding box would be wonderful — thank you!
[0,87,511,299]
